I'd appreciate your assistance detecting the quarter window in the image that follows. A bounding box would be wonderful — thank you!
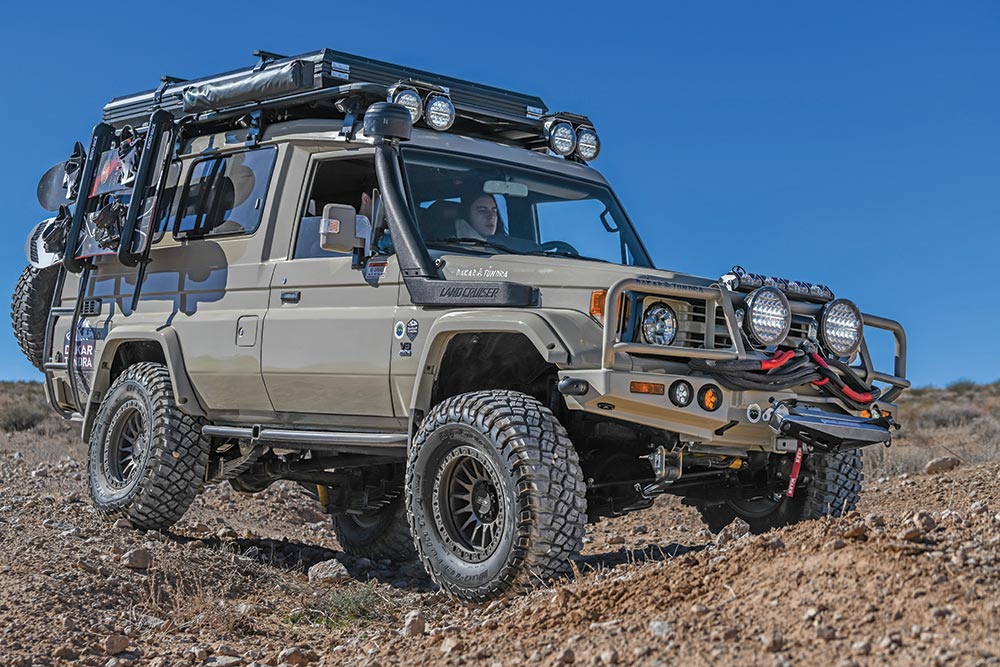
[175,147,277,238]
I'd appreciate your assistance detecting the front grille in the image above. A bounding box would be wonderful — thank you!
[786,315,816,347]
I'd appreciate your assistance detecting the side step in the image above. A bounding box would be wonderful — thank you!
[201,425,408,458]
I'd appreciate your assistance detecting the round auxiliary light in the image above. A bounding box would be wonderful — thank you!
[744,286,791,347]
[820,298,863,357]
[575,126,601,161]
[669,380,693,408]
[641,301,678,346]
[546,120,577,157]
[392,88,423,124]
[697,384,722,412]
[424,95,455,131]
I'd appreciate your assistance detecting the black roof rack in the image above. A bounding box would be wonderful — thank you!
[102,48,565,150]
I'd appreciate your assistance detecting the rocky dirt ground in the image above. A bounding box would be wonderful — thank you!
[1,383,999,667]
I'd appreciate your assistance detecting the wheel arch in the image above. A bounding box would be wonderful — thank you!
[408,309,601,428]
[82,327,205,441]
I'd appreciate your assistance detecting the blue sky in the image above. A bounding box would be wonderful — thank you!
[0,1,996,387]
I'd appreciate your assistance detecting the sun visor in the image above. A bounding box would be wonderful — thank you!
[182,60,313,113]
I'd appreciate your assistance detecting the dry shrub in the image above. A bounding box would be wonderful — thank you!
[136,549,280,637]
[863,380,1000,477]
[288,583,391,628]
[909,402,983,430]
[0,400,48,432]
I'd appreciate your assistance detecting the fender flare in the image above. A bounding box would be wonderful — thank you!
[408,309,602,417]
[82,327,205,441]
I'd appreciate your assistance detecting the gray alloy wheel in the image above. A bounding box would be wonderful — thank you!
[88,362,209,530]
[407,390,587,602]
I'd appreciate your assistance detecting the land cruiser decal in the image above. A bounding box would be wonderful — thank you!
[439,286,501,300]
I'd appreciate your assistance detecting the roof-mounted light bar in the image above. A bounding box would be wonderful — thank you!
[543,115,601,162]
[389,80,455,132]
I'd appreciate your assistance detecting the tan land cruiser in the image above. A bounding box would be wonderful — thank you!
[13,48,909,601]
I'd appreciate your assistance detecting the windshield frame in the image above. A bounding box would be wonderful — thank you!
[398,145,656,269]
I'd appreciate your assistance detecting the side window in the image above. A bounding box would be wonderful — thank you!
[175,146,277,239]
[292,155,376,259]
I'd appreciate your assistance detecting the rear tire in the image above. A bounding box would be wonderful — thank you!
[407,390,587,602]
[11,265,59,371]
[88,362,209,531]
[696,449,863,534]
[331,497,417,562]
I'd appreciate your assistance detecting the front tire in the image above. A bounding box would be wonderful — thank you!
[697,449,864,534]
[88,362,209,530]
[407,390,586,602]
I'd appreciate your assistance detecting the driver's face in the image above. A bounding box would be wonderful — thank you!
[469,195,498,236]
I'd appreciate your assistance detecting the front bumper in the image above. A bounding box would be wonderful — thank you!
[559,368,896,451]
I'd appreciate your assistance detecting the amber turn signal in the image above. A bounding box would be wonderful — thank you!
[590,290,608,319]
[698,384,722,412]
[630,381,665,395]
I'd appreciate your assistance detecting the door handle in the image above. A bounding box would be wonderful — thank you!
[280,291,301,304]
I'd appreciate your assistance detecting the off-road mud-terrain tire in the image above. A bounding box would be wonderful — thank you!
[696,449,863,535]
[407,390,587,602]
[11,265,59,371]
[331,497,417,562]
[88,362,209,531]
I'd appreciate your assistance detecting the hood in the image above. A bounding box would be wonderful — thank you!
[432,252,718,312]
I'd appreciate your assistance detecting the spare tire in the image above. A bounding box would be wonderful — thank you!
[11,265,59,371]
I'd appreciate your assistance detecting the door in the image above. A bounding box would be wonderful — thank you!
[261,253,401,418]
[260,152,400,421]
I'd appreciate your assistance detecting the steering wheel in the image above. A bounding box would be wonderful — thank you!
[540,240,579,256]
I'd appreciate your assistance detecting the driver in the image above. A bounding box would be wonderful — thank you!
[456,194,506,239]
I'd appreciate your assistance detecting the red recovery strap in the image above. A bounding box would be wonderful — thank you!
[786,442,804,497]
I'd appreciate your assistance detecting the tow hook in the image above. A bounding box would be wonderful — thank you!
[785,441,804,497]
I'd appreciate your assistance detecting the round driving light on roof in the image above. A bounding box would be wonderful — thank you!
[575,126,600,161]
[820,298,863,357]
[641,301,678,346]
[546,120,577,157]
[669,380,693,407]
[392,88,423,124]
[744,286,791,346]
[424,95,455,131]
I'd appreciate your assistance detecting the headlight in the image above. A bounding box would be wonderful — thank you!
[820,298,863,357]
[641,301,677,346]
[545,120,577,156]
[392,88,423,124]
[744,287,790,346]
[424,95,455,131]
[575,126,600,161]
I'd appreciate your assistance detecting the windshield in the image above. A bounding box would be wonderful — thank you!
[399,149,653,267]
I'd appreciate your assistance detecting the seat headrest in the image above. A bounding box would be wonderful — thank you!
[420,200,464,239]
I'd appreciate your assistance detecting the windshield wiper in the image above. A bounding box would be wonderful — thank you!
[425,237,522,254]
[525,249,610,263]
